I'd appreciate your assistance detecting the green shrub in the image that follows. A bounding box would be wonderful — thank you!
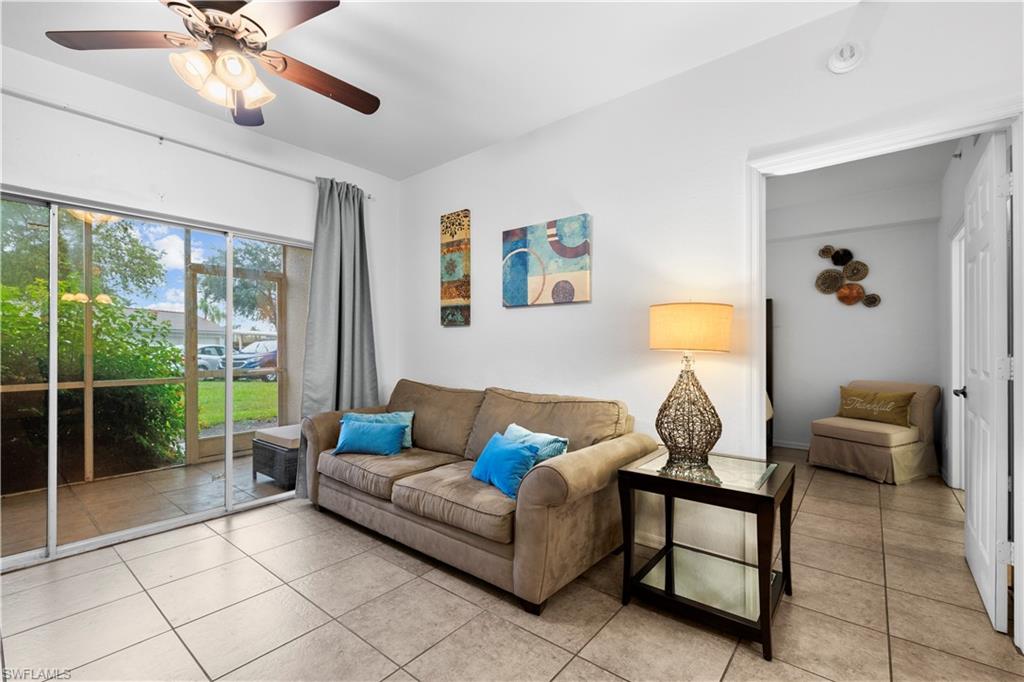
[1,276,185,486]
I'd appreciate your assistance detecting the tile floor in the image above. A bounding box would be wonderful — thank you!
[1,456,288,557]
[1,448,1019,681]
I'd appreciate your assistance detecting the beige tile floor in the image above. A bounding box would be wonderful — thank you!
[1,448,1019,681]
[1,456,288,557]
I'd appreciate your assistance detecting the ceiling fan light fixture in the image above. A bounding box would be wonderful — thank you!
[198,73,235,108]
[169,50,212,90]
[214,51,256,90]
[241,77,276,109]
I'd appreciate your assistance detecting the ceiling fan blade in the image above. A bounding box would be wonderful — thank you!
[47,30,200,50]
[232,91,265,126]
[234,0,339,42]
[257,50,379,115]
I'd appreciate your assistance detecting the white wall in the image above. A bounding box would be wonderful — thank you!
[395,3,1022,459]
[767,183,940,242]
[1,48,403,397]
[766,221,942,448]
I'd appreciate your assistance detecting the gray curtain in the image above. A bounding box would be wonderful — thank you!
[301,179,379,417]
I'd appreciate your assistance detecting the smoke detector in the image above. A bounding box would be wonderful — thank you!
[828,42,864,74]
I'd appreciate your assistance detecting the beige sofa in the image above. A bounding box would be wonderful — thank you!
[808,380,941,484]
[301,379,657,612]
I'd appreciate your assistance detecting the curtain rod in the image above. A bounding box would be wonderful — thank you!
[2,87,374,200]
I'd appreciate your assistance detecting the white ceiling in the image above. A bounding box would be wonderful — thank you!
[766,139,959,210]
[2,1,850,179]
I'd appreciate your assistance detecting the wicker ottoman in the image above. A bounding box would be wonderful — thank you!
[252,424,301,490]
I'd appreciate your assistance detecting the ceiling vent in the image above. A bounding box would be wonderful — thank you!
[828,42,864,75]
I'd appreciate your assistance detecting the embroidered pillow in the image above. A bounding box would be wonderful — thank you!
[836,386,914,427]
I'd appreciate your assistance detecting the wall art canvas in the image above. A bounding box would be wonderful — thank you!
[440,209,471,326]
[502,213,591,308]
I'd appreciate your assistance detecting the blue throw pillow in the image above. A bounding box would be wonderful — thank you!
[471,432,540,499]
[504,423,568,461]
[335,421,406,456]
[343,411,414,449]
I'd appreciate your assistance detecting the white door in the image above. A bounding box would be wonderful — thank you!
[963,132,1011,632]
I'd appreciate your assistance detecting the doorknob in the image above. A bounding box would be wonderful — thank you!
[953,386,968,399]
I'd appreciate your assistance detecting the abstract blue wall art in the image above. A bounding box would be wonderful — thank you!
[501,213,591,307]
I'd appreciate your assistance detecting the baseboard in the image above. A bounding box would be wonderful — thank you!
[772,440,810,451]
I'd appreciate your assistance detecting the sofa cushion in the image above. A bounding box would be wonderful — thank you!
[464,387,630,460]
[392,461,516,544]
[387,379,485,455]
[812,416,920,448]
[317,447,462,500]
[254,424,301,450]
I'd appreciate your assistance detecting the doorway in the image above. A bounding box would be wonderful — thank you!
[750,109,1022,650]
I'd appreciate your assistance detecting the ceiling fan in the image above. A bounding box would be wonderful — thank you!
[46,0,380,127]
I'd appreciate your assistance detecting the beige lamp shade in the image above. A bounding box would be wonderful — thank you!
[649,302,733,352]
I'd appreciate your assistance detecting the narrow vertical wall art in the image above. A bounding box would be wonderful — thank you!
[440,209,471,326]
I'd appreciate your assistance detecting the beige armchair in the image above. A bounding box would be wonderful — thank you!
[808,380,941,484]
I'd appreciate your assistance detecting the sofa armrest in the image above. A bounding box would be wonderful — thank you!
[300,405,387,504]
[512,432,657,605]
[517,432,658,508]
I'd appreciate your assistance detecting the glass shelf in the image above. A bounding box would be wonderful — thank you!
[636,453,777,492]
[639,545,774,621]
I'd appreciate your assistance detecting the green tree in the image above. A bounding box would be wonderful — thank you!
[0,203,164,298]
[0,200,49,290]
[1,276,185,492]
[60,211,165,299]
[198,239,281,326]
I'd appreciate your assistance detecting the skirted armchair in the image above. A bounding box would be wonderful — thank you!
[808,380,941,484]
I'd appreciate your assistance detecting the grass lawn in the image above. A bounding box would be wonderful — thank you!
[198,380,278,429]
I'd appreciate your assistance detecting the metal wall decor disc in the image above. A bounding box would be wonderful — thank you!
[837,283,865,305]
[815,269,844,294]
[831,248,854,266]
[818,245,835,259]
[843,260,869,281]
[863,293,881,307]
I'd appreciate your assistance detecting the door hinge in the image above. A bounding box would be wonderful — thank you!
[997,356,1016,381]
[998,539,1014,565]
[997,172,1014,198]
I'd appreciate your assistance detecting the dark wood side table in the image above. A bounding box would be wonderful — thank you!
[618,448,795,660]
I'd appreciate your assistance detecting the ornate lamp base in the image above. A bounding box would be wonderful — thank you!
[655,353,722,485]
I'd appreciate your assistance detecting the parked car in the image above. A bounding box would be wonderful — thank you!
[197,345,226,371]
[239,349,277,381]
[173,344,227,376]
[233,340,278,381]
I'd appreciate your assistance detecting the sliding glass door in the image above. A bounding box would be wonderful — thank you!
[1,197,53,556]
[0,194,304,563]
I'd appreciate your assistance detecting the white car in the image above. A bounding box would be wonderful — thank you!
[197,344,227,371]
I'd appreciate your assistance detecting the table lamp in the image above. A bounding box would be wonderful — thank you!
[649,302,733,484]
